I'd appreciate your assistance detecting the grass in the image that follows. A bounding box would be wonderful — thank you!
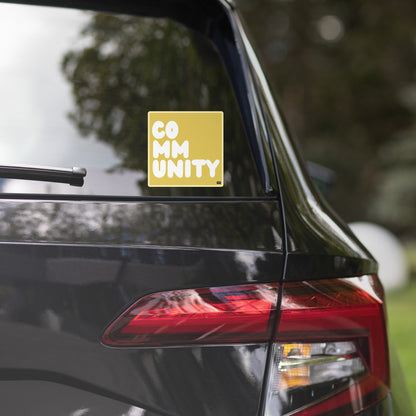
[386,277,416,410]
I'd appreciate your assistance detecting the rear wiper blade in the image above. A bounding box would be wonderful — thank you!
[0,165,87,187]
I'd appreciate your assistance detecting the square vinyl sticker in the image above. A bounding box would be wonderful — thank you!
[148,111,223,187]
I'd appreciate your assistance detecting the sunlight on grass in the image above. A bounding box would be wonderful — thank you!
[386,278,416,410]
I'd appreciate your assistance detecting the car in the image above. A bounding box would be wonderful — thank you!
[0,0,412,415]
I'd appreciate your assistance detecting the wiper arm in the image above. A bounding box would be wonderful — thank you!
[0,165,87,187]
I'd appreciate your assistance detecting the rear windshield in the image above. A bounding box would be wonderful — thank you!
[0,3,262,197]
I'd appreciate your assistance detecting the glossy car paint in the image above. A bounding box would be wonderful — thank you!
[0,199,282,415]
[0,0,411,415]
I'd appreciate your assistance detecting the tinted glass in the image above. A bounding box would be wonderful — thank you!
[0,3,262,196]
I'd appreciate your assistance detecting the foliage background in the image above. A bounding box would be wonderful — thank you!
[237,0,416,239]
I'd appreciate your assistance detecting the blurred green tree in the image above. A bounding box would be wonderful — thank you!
[371,124,416,233]
[237,0,416,236]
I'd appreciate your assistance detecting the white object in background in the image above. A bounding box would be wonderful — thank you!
[349,222,409,291]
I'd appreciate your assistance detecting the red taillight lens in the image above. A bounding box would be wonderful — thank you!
[102,283,279,347]
[265,275,389,416]
[102,275,389,415]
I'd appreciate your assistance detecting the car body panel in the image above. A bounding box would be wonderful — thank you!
[0,199,282,415]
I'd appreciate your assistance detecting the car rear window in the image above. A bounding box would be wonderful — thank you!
[0,3,263,197]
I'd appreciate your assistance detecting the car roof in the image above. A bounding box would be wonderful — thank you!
[1,0,237,38]
[1,0,233,22]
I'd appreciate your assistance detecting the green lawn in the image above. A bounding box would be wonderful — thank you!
[386,279,416,410]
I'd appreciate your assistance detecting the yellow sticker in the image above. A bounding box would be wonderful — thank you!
[148,111,223,187]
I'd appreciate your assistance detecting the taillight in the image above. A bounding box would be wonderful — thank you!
[264,275,389,416]
[102,275,389,415]
[102,283,279,346]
